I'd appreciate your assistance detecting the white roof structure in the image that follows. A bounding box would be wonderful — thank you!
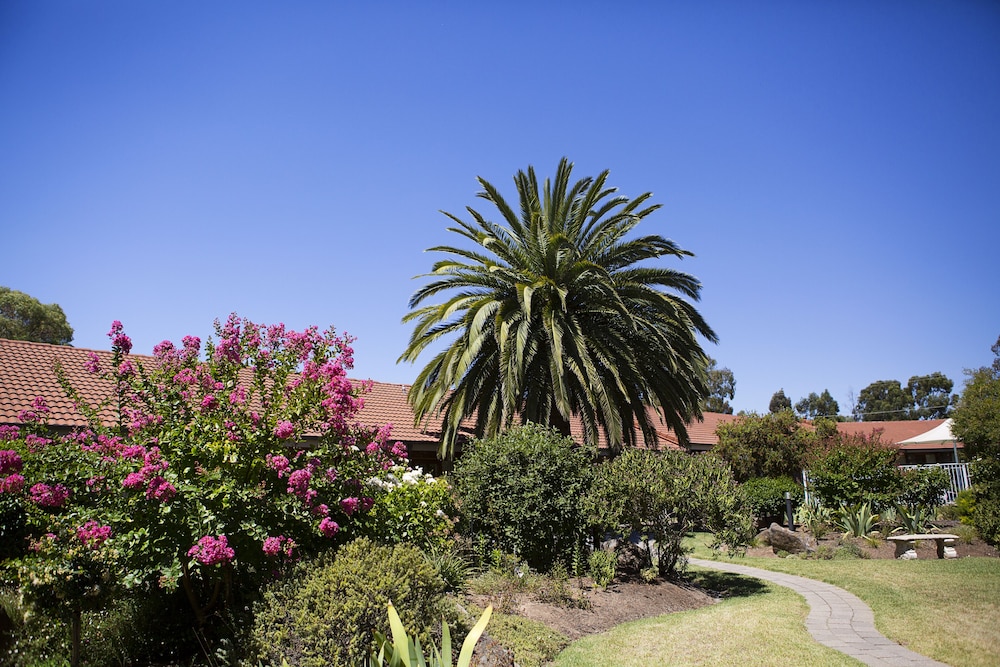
[898,418,956,445]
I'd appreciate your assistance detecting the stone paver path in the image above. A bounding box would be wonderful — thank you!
[689,558,950,667]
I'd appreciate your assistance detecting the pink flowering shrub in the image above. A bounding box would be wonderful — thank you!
[1,314,408,631]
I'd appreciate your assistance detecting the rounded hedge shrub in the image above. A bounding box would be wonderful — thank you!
[451,423,595,572]
[741,476,803,527]
[250,537,451,667]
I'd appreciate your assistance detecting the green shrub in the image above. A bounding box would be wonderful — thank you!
[955,489,976,524]
[363,466,457,551]
[807,434,901,510]
[423,542,471,593]
[451,423,595,572]
[588,549,617,589]
[711,411,814,482]
[468,606,568,667]
[970,458,1000,546]
[741,476,802,527]
[250,537,451,667]
[897,466,951,510]
[794,501,833,539]
[587,449,753,577]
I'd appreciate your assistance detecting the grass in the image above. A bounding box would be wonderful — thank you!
[687,533,1000,667]
[542,535,998,666]
[551,571,862,667]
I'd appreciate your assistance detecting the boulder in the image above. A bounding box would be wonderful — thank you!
[755,528,771,546]
[768,523,816,555]
[471,633,516,667]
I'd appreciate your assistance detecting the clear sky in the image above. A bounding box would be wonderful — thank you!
[2,1,998,416]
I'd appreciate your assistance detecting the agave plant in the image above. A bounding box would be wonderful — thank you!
[838,502,879,540]
[370,603,492,667]
[894,504,939,535]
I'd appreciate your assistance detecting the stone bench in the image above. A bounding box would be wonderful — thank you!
[886,533,959,560]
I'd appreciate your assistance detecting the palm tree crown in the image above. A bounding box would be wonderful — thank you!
[399,158,716,457]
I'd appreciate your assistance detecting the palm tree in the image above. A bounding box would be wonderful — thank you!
[399,158,716,457]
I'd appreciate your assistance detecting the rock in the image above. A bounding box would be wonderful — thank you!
[755,528,771,546]
[768,523,816,555]
[470,633,515,667]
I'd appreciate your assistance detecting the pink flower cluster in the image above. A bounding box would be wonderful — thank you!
[0,425,20,441]
[30,483,70,507]
[319,517,339,538]
[85,352,102,374]
[187,535,235,566]
[266,454,290,477]
[339,496,359,516]
[262,535,296,558]
[1,474,24,494]
[0,450,24,494]
[108,321,132,355]
[274,421,295,440]
[145,476,177,502]
[18,397,49,424]
[77,520,112,549]
[121,446,174,502]
[0,449,22,474]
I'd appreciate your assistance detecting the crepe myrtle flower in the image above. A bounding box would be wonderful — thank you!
[188,535,235,566]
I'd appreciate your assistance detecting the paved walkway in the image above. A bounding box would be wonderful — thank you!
[689,558,950,667]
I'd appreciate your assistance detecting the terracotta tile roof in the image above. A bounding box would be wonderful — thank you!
[833,419,961,450]
[0,339,118,427]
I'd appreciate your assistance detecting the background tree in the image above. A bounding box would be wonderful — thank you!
[906,372,957,419]
[768,389,792,413]
[0,287,73,345]
[854,374,957,421]
[702,357,735,414]
[853,379,909,421]
[794,389,840,419]
[950,335,1000,545]
[400,158,716,457]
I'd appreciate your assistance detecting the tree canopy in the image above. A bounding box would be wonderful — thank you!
[399,158,716,457]
[795,389,840,419]
[0,287,73,345]
[768,389,792,413]
[853,374,956,421]
[703,357,735,414]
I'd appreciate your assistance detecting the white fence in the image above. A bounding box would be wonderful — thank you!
[899,462,972,504]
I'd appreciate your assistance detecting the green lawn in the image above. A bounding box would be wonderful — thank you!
[720,556,1000,667]
[550,537,999,667]
[552,570,861,667]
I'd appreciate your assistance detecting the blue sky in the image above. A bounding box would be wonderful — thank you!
[2,1,998,416]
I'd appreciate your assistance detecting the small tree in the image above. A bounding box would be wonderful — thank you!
[711,411,814,482]
[450,423,595,572]
[588,449,752,577]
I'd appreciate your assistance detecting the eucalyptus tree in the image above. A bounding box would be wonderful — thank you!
[399,158,716,457]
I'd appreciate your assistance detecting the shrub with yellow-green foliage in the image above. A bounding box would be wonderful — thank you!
[250,537,453,667]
